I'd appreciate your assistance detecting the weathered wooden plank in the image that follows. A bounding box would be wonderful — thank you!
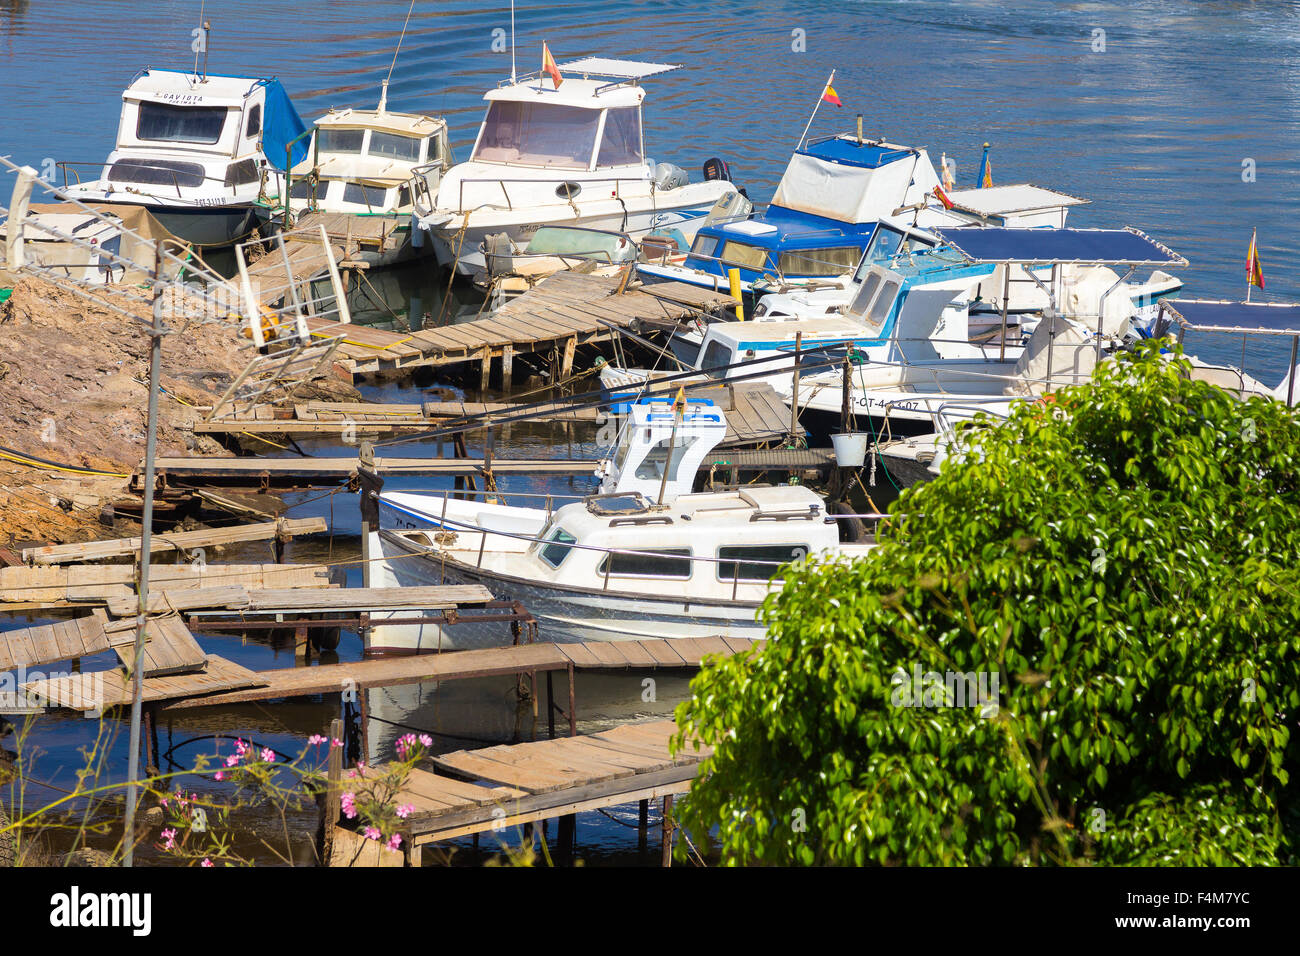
[23,518,327,565]
[21,654,266,710]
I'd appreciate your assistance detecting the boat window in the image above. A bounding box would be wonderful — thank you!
[597,548,692,579]
[107,159,206,188]
[717,544,810,583]
[777,246,860,277]
[719,240,770,271]
[370,131,422,162]
[689,234,719,259]
[596,108,643,167]
[318,128,365,154]
[867,277,902,328]
[634,435,698,482]
[224,159,260,187]
[342,182,389,209]
[245,104,262,138]
[471,101,600,169]
[848,270,884,317]
[860,225,905,270]
[699,340,734,380]
[289,178,318,200]
[136,103,228,145]
[539,527,577,568]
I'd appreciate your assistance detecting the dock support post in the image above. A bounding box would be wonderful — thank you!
[501,344,513,392]
[638,799,649,852]
[546,670,556,739]
[560,336,576,381]
[317,716,343,866]
[558,813,576,860]
[295,623,312,662]
[661,794,675,867]
[480,348,492,393]
[567,663,576,736]
[143,705,159,778]
[361,521,371,589]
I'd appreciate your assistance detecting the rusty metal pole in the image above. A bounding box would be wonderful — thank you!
[661,794,675,867]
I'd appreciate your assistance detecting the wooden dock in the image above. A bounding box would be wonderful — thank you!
[302,271,737,383]
[331,719,707,865]
[20,517,326,565]
[191,380,797,448]
[0,562,333,608]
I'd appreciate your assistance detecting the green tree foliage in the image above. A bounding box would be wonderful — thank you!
[673,343,1300,865]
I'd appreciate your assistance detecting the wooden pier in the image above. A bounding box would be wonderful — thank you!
[192,380,797,449]
[302,271,737,383]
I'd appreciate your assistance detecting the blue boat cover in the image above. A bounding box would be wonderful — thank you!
[801,137,914,169]
[935,227,1184,265]
[259,78,309,171]
[1158,299,1300,335]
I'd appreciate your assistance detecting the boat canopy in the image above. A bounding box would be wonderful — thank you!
[1156,299,1300,337]
[935,226,1185,266]
[770,136,940,225]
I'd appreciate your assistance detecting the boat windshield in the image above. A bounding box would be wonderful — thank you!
[777,246,860,277]
[371,131,422,162]
[136,103,228,145]
[635,435,698,483]
[472,101,600,169]
[596,107,643,167]
[318,128,365,155]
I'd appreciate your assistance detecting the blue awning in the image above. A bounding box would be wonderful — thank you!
[934,227,1185,266]
[1157,299,1300,337]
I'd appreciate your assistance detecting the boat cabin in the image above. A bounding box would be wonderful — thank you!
[596,396,727,501]
[82,69,307,198]
[289,107,451,214]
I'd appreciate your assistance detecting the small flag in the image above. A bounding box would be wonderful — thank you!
[542,42,563,89]
[821,82,842,107]
[977,142,992,189]
[933,184,955,210]
[940,152,955,191]
[1248,228,1265,290]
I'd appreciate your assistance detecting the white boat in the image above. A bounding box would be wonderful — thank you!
[414,57,740,276]
[283,82,452,268]
[367,396,873,650]
[60,69,309,247]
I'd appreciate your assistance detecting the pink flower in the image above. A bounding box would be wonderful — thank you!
[363,826,381,841]
[201,858,213,868]
[386,833,403,851]
[419,734,433,748]
[260,748,275,763]
[308,734,325,746]
[331,738,343,748]
[225,754,239,768]
[235,739,248,755]
[340,792,357,820]
[214,771,224,782]
[396,804,414,819]
[160,828,177,851]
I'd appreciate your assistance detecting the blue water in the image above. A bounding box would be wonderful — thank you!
[3,0,1300,864]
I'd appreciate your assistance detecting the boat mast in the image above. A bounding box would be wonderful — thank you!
[383,0,418,113]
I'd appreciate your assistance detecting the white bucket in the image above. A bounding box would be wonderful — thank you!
[830,432,870,468]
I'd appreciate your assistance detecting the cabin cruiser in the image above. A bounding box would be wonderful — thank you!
[782,226,1188,436]
[414,57,739,277]
[59,69,309,247]
[283,83,452,267]
[367,396,874,650]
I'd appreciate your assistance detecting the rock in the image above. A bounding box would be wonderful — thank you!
[65,847,117,867]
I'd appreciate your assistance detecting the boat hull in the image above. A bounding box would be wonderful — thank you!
[368,531,765,652]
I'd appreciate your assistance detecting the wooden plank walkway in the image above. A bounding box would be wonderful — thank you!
[332,720,707,861]
[302,271,738,379]
[0,563,333,607]
[0,613,111,672]
[105,584,494,618]
[104,613,207,678]
[21,518,326,565]
[21,654,267,711]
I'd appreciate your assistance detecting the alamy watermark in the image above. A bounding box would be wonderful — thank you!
[890,664,1000,717]
[1,666,106,717]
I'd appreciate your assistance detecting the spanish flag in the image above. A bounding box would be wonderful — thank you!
[822,82,842,107]
[542,42,563,89]
[933,184,955,210]
[1248,228,1265,290]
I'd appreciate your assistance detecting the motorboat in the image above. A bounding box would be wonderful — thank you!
[367,395,875,649]
[414,57,740,276]
[282,81,452,268]
[59,68,309,247]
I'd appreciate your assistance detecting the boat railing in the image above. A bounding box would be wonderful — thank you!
[451,174,658,215]
[400,500,885,598]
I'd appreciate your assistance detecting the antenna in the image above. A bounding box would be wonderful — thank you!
[384,0,417,111]
[192,0,207,79]
[510,0,518,83]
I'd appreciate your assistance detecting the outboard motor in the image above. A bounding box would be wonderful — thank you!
[702,157,732,182]
[653,162,689,191]
[482,232,515,278]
